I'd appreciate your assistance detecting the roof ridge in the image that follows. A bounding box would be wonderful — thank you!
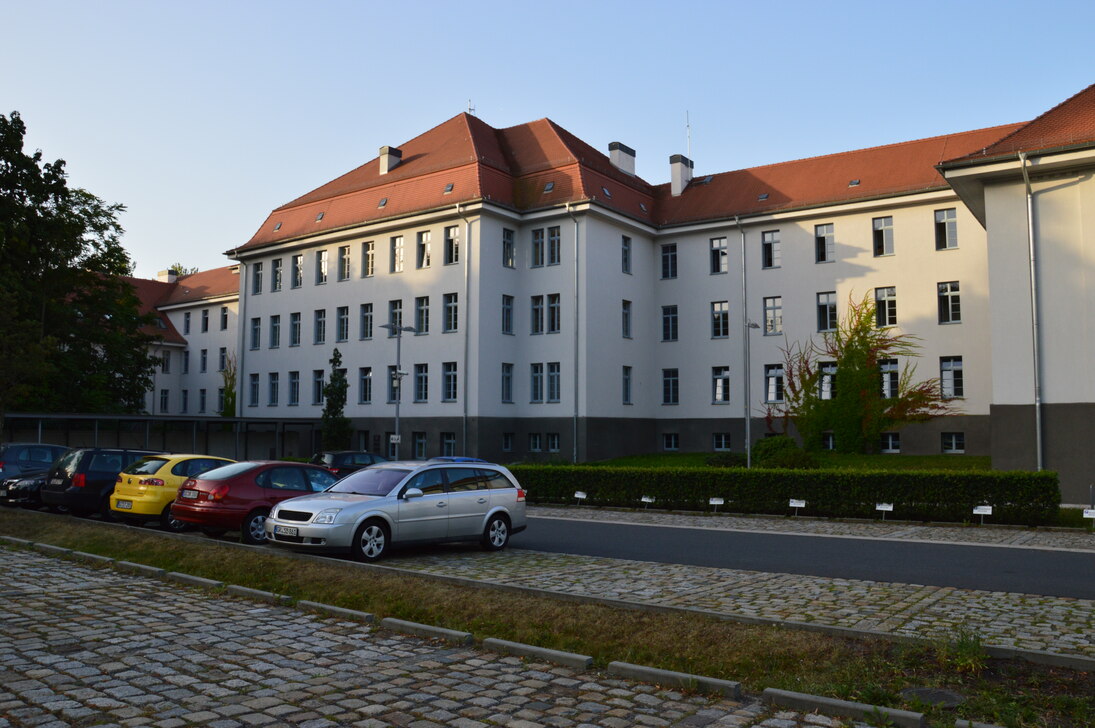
[976,83,1095,156]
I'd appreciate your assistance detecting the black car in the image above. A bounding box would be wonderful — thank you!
[0,442,69,480]
[40,448,162,518]
[309,450,387,479]
[1,469,55,509]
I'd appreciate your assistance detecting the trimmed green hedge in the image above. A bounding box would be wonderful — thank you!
[510,465,1061,526]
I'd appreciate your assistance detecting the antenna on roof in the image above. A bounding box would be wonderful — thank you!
[467,99,476,116]
[686,111,692,159]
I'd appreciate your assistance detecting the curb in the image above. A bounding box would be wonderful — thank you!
[0,535,33,546]
[31,542,70,557]
[482,638,593,670]
[166,572,225,589]
[983,644,1093,672]
[72,550,115,565]
[955,720,1007,728]
[763,687,925,728]
[297,600,375,623]
[379,617,474,645]
[608,661,741,699]
[225,584,293,604]
[115,560,167,578]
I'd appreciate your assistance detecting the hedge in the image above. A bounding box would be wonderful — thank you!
[510,465,1060,526]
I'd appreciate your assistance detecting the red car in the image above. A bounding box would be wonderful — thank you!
[170,461,337,544]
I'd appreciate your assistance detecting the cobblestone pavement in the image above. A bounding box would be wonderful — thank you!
[528,506,1095,551]
[0,548,861,728]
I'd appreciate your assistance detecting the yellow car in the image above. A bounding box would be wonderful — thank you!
[111,454,235,531]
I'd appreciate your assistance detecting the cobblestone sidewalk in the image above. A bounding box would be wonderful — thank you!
[0,548,858,728]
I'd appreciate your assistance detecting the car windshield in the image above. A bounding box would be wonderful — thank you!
[124,457,169,475]
[196,462,260,481]
[327,467,409,496]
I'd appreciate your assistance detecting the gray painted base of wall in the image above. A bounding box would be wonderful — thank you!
[991,404,1094,504]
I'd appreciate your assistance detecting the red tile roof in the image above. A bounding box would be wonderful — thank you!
[161,265,240,305]
[123,276,186,345]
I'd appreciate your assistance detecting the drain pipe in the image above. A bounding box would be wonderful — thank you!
[735,216,752,468]
[566,202,580,463]
[457,204,472,455]
[1018,153,1043,471]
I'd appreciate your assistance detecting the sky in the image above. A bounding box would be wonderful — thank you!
[5,0,1095,279]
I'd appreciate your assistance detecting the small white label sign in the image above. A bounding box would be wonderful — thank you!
[875,503,894,512]
[389,434,402,444]
[641,495,655,503]
[789,499,806,509]
[973,505,993,516]
[1083,508,1095,519]
[574,491,587,500]
[709,497,725,506]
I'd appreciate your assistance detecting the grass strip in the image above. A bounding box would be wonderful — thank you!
[0,508,1090,728]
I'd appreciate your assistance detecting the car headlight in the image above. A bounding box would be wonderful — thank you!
[312,508,342,524]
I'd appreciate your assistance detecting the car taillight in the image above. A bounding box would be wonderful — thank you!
[182,478,196,488]
[139,478,165,486]
[209,483,230,501]
[116,474,123,482]
[516,488,526,502]
[73,473,87,488]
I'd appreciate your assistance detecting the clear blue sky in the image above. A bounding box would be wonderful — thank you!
[5,0,1094,278]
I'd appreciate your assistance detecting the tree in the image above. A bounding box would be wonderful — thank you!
[219,352,237,418]
[321,348,352,449]
[767,295,956,453]
[0,110,157,426]
[167,262,199,276]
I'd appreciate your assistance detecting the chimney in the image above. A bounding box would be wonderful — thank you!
[670,154,693,197]
[609,142,636,176]
[379,145,402,174]
[157,269,178,284]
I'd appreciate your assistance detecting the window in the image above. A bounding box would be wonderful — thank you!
[199,389,207,414]
[313,309,326,345]
[442,362,458,402]
[444,226,459,265]
[415,296,430,334]
[881,432,900,453]
[217,387,226,413]
[245,374,258,407]
[160,351,171,374]
[501,363,514,403]
[815,223,834,263]
[159,389,169,413]
[938,281,961,324]
[661,244,678,279]
[501,295,514,334]
[387,365,400,402]
[547,226,561,265]
[713,433,731,451]
[291,254,303,288]
[362,241,375,277]
[289,312,301,346]
[622,300,632,338]
[875,287,897,326]
[622,366,632,405]
[315,250,328,284]
[413,432,428,460]
[712,366,731,403]
[312,370,325,405]
[546,433,560,453]
[547,362,561,402]
[942,432,965,453]
[530,363,544,403]
[764,296,783,335]
[547,293,561,333]
[269,315,280,348]
[502,228,515,268]
[220,306,228,331]
[268,373,279,406]
[710,237,728,274]
[252,262,263,295]
[416,231,431,268]
[530,295,545,335]
[200,349,208,373]
[183,311,191,335]
[880,358,899,398]
[180,389,189,414]
[531,229,545,267]
[288,372,299,406]
[821,432,835,451]
[621,236,632,274]
[336,306,349,342]
[661,305,679,341]
[529,433,542,452]
[502,432,514,452]
[443,293,458,332]
[935,208,958,250]
[358,367,372,404]
[390,236,404,273]
[337,245,351,280]
[819,362,836,400]
[441,432,457,457]
[218,347,227,372]
[765,364,784,402]
[662,368,679,405]
[271,258,283,291]
[761,230,781,269]
[249,317,260,350]
[663,433,680,451]
[711,301,729,338]
[941,356,964,398]
[388,300,403,333]
[873,216,894,256]
[414,364,428,402]
[359,303,373,339]
[181,351,189,374]
[201,309,209,332]
[817,292,837,332]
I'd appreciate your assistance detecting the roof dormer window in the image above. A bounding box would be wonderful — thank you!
[544,181,555,193]
[758,193,769,201]
[444,183,454,194]
[315,212,325,222]
[601,186,612,198]
[378,198,388,208]
[273,222,282,231]
[849,179,861,187]
[639,202,648,213]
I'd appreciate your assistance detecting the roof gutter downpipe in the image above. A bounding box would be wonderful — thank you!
[457,203,471,455]
[735,216,751,468]
[1018,153,1044,471]
[566,202,580,464]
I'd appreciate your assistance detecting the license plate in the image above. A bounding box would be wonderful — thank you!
[51,478,63,485]
[116,500,132,510]
[0,490,6,498]
[181,489,198,499]
[274,525,298,537]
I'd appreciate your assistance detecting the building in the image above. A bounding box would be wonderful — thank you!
[136,85,1094,502]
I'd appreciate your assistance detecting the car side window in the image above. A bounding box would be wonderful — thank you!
[263,467,309,491]
[90,453,123,473]
[306,469,337,491]
[352,453,375,465]
[406,470,445,495]
[482,469,515,490]
[446,468,486,492]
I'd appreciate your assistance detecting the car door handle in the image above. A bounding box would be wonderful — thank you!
[436,501,447,508]
[477,497,487,503]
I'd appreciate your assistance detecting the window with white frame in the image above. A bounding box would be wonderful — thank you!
[528,433,542,452]
[815,223,834,263]
[661,243,677,279]
[182,351,189,374]
[160,351,170,374]
[414,296,430,334]
[530,363,544,402]
[269,315,280,348]
[547,362,560,402]
[621,236,632,274]
[442,362,457,402]
[413,364,428,402]
[501,363,514,403]
[252,262,263,295]
[546,432,560,453]
[337,245,351,280]
[271,258,282,291]
[217,388,224,412]
[662,368,679,405]
[413,432,427,460]
[200,348,208,372]
[547,293,561,333]
[288,372,299,406]
[821,432,835,450]
[358,367,372,404]
[291,254,303,288]
[621,300,632,338]
[199,389,207,413]
[761,230,781,269]
[502,228,515,268]
[880,432,900,453]
[873,216,894,256]
[336,306,349,342]
[501,295,514,334]
[160,388,170,413]
[875,287,897,326]
[362,241,375,277]
[712,366,731,403]
[443,293,458,332]
[547,226,561,265]
[502,432,514,452]
[218,347,227,371]
[201,309,209,332]
[940,356,964,398]
[441,432,456,457]
[712,433,731,451]
[764,364,784,402]
[711,301,729,338]
[387,365,400,402]
[313,309,326,345]
[661,305,679,341]
[817,291,837,332]
[662,433,679,451]
[710,237,728,274]
[622,365,632,404]
[819,362,836,400]
[390,236,404,273]
[935,208,958,250]
[764,296,783,335]
[249,317,260,350]
[531,229,545,267]
[268,373,279,406]
[388,299,403,333]
[359,303,373,339]
[315,250,328,284]
[181,389,189,414]
[444,226,459,265]
[220,306,228,330]
[183,311,191,334]
[880,358,899,398]
[938,281,961,324]
[312,370,325,405]
[416,230,431,269]
[941,432,965,453]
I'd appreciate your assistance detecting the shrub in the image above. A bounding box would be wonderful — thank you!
[705,452,747,468]
[752,435,818,469]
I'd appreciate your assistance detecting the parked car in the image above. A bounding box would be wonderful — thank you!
[40,448,162,518]
[0,442,69,480]
[1,471,53,509]
[110,454,235,531]
[264,460,527,562]
[309,450,387,479]
[170,461,338,544]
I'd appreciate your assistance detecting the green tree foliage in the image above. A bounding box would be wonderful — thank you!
[0,111,157,424]
[321,348,352,449]
[769,295,955,453]
[167,262,199,276]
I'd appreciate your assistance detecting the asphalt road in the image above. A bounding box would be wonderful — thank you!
[512,517,1095,600]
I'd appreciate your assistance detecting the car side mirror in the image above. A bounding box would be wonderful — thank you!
[403,487,424,500]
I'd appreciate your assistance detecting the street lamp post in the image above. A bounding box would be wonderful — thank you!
[379,323,416,459]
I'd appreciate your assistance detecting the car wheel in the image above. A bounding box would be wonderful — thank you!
[98,495,116,522]
[201,527,226,538]
[240,510,269,545]
[351,519,389,562]
[160,505,189,533]
[481,514,510,551]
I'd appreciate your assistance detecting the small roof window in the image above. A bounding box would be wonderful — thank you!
[757,193,769,201]
[155,318,167,329]
[543,181,555,193]
[701,175,713,184]
[639,202,648,213]
[443,183,454,194]
[378,198,388,208]
[315,212,325,222]
[848,179,861,187]
[273,222,282,231]
[601,186,612,198]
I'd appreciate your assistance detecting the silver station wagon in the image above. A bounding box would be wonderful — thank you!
[264,460,527,561]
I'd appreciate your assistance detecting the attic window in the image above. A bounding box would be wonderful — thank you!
[444,183,454,194]
[315,212,325,222]
[378,198,388,208]
[639,202,648,213]
[273,222,282,231]
[757,193,769,201]
[601,186,612,198]
[848,179,861,187]
[543,181,555,193]
[701,175,713,184]
[155,319,167,329]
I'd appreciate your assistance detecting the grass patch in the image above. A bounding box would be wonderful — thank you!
[593,452,993,471]
[1,508,1091,727]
